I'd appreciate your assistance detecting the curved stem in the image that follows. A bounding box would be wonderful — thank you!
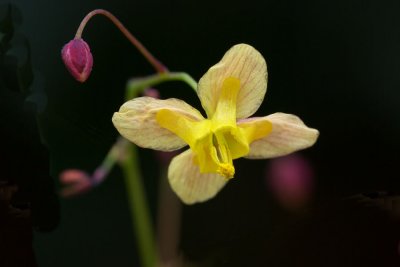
[84,71,197,188]
[62,70,197,266]
[75,9,168,73]
[91,137,129,185]
[126,72,198,100]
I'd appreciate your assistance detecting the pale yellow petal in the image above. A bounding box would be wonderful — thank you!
[168,149,228,204]
[241,113,319,159]
[112,97,204,151]
[198,43,267,119]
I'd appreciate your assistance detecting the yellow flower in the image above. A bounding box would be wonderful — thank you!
[112,44,319,204]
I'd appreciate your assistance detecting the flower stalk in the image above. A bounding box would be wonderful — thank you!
[126,72,197,100]
[119,144,156,267]
[74,9,168,73]
[61,9,200,266]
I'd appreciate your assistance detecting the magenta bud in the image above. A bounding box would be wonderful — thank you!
[61,38,93,82]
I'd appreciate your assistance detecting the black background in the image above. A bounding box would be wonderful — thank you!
[7,0,400,266]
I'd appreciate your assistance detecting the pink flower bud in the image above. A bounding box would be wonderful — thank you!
[61,38,93,82]
[143,88,160,98]
[59,169,92,197]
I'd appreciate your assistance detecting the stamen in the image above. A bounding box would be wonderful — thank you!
[210,132,235,179]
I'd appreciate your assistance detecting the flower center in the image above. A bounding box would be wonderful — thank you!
[211,132,234,178]
[156,76,250,179]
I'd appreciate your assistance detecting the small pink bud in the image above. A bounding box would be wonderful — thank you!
[60,169,92,197]
[143,88,161,98]
[61,38,93,82]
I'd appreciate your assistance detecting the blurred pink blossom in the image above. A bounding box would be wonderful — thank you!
[59,169,93,197]
[266,153,314,210]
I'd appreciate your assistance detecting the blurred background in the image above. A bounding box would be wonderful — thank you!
[2,0,400,266]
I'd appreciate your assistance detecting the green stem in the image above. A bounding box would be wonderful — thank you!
[126,72,197,100]
[120,145,156,267]
[119,72,196,267]
[96,71,197,181]
[91,137,128,184]
[94,70,197,267]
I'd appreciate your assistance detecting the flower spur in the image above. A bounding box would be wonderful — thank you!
[112,44,319,204]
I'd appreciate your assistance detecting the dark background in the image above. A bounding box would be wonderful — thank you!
[6,0,400,266]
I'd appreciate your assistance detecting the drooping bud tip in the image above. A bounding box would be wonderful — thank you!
[59,169,92,197]
[61,38,93,82]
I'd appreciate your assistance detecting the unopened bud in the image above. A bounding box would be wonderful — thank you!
[143,88,160,98]
[60,169,92,197]
[61,38,93,82]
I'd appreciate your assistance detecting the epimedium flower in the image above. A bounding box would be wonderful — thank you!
[112,44,319,204]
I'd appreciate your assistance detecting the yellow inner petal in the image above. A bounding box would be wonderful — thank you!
[211,77,240,126]
[156,77,251,179]
[238,119,273,144]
